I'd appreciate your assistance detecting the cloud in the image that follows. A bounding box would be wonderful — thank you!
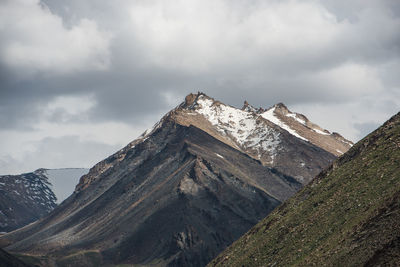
[0,0,399,173]
[42,94,96,123]
[127,0,340,72]
[0,93,153,174]
[0,136,120,175]
[0,0,112,76]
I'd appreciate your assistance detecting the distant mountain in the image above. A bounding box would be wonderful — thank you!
[209,112,400,266]
[0,168,88,232]
[1,93,352,266]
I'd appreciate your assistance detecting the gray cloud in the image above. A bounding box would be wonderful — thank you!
[0,0,399,173]
[354,122,381,139]
[0,135,120,175]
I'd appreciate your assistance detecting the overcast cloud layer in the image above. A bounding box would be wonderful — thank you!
[0,0,399,174]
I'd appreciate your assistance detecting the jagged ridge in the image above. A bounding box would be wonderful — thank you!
[76,92,348,190]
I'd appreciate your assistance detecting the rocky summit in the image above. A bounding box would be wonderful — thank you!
[0,93,352,267]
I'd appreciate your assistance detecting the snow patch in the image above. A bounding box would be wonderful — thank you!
[341,139,354,147]
[286,113,306,125]
[262,107,308,142]
[313,128,330,135]
[196,96,282,160]
[215,153,224,159]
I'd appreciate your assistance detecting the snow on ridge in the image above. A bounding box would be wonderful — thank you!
[140,119,163,141]
[286,113,306,125]
[341,139,354,147]
[195,96,282,160]
[261,107,308,142]
[286,110,333,137]
[312,128,330,135]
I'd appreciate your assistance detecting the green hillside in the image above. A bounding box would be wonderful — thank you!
[209,112,400,267]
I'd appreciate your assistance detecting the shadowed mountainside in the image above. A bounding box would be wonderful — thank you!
[0,248,33,267]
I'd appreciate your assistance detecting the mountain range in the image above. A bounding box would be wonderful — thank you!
[0,93,352,266]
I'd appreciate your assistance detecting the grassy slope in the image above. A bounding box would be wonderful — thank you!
[209,112,400,267]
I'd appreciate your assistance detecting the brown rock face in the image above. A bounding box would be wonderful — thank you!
[1,93,350,267]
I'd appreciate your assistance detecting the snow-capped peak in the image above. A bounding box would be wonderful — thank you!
[261,106,308,141]
[115,93,352,168]
[193,94,282,161]
[182,93,352,157]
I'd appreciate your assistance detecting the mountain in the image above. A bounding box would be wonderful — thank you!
[0,93,351,266]
[209,111,400,266]
[0,248,33,267]
[0,168,88,233]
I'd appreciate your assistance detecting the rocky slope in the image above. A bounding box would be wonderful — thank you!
[0,93,351,266]
[0,170,57,233]
[209,111,400,266]
[0,168,88,233]
[0,248,33,267]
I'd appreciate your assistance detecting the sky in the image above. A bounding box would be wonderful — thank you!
[0,0,399,174]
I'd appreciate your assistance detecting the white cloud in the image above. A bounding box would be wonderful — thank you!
[42,94,96,122]
[0,121,151,174]
[304,63,384,99]
[0,136,120,175]
[0,0,112,75]
[1,0,399,174]
[0,94,156,174]
[127,0,343,72]
[291,90,400,142]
